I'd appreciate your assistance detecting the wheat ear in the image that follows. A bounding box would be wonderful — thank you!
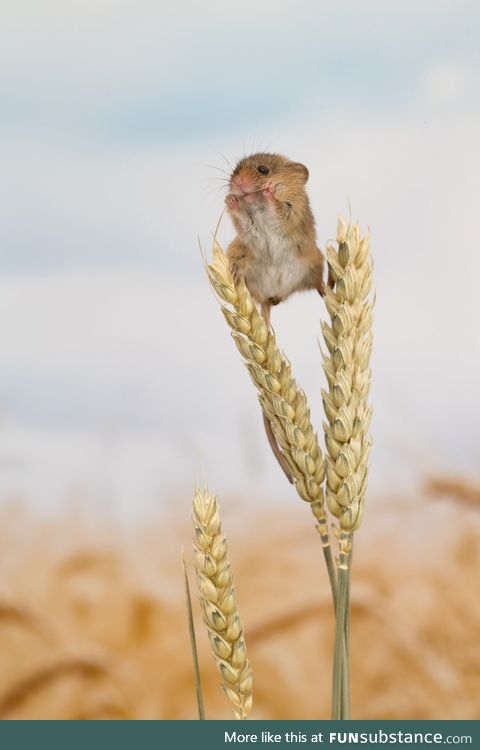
[192,487,253,720]
[205,242,329,542]
[321,217,374,719]
[321,217,373,538]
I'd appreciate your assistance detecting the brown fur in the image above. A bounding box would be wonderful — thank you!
[225,152,326,322]
[225,153,327,481]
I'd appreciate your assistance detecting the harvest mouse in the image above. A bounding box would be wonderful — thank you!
[225,152,328,325]
[224,152,329,482]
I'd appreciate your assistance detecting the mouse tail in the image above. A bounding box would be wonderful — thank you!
[262,413,294,484]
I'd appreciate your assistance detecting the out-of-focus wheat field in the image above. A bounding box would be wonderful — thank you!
[0,479,477,720]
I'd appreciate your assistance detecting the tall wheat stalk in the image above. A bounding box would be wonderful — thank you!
[321,217,373,719]
[203,214,373,720]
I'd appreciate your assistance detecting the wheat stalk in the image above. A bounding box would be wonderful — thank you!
[206,242,330,543]
[182,552,206,719]
[321,217,374,719]
[192,487,253,720]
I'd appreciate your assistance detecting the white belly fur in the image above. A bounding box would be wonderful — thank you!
[245,210,307,302]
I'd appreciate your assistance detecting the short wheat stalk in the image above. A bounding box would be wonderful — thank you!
[206,243,337,599]
[192,487,253,719]
[321,217,374,719]
[182,551,206,719]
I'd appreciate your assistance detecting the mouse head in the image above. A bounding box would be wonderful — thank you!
[229,153,309,199]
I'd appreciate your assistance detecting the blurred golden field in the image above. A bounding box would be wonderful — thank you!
[0,477,478,720]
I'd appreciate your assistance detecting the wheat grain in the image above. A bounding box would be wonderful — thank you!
[192,487,253,719]
[321,217,373,538]
[206,242,328,538]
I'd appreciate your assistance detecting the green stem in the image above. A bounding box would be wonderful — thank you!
[319,524,347,720]
[182,552,206,720]
[332,535,351,720]
[332,565,348,719]
[322,542,338,606]
[343,540,353,718]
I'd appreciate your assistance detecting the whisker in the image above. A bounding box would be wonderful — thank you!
[200,183,229,199]
[204,163,231,177]
[198,177,230,186]
[211,149,234,173]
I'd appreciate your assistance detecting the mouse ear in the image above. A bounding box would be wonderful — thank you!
[290,162,309,183]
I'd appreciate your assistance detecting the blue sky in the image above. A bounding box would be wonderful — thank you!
[1,2,479,144]
[0,1,479,514]
[1,1,479,271]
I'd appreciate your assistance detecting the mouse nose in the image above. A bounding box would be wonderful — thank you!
[232,174,252,194]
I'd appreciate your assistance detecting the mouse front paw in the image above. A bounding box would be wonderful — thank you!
[225,194,240,212]
[262,181,277,202]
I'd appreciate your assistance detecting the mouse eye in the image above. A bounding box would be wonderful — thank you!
[257,165,269,175]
